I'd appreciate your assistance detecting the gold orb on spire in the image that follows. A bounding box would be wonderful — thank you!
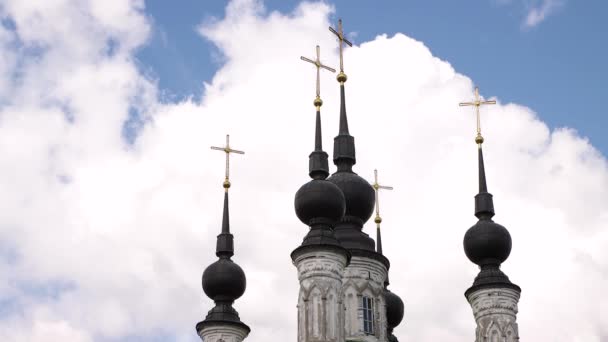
[313,96,323,108]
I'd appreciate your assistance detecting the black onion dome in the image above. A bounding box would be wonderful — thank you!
[327,171,375,223]
[385,288,404,329]
[202,258,246,302]
[464,219,511,266]
[295,179,345,226]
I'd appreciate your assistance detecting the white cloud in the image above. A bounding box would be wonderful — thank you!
[523,0,564,28]
[0,0,605,341]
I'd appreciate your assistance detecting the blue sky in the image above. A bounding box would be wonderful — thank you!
[2,1,608,341]
[139,0,608,151]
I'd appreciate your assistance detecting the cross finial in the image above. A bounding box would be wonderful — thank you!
[329,19,353,84]
[459,86,496,146]
[210,134,244,191]
[372,169,393,226]
[373,169,393,255]
[300,45,336,110]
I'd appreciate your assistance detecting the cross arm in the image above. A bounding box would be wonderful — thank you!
[329,26,353,46]
[320,64,336,72]
[300,56,317,65]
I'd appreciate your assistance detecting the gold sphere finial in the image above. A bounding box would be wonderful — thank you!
[223,179,231,189]
[337,72,347,83]
[374,216,382,224]
[314,96,323,108]
[475,133,484,145]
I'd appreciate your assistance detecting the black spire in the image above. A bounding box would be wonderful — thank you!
[376,224,383,255]
[463,145,520,297]
[216,192,234,258]
[309,109,330,180]
[326,20,382,259]
[474,146,495,219]
[333,84,356,171]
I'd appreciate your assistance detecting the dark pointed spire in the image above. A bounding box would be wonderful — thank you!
[376,224,383,255]
[216,192,234,258]
[333,84,356,171]
[474,145,495,220]
[329,19,356,171]
[309,109,330,180]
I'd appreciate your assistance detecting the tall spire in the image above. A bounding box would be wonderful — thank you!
[300,45,336,180]
[329,19,356,170]
[372,169,404,341]
[198,135,249,340]
[326,19,376,253]
[210,135,244,258]
[459,86,497,220]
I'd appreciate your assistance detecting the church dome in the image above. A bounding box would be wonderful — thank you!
[202,258,246,302]
[294,179,345,225]
[384,288,405,329]
[327,171,375,223]
[463,219,512,266]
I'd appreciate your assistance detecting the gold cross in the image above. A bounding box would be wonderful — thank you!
[300,45,336,109]
[329,19,352,83]
[210,134,244,191]
[459,87,496,145]
[372,169,393,226]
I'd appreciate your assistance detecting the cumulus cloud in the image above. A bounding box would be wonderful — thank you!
[0,0,605,341]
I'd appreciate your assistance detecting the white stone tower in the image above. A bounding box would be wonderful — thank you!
[460,88,521,341]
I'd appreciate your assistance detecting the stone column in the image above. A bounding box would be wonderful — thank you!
[467,287,520,342]
[294,249,348,342]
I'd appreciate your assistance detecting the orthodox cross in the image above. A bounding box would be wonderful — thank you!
[329,19,352,82]
[372,169,393,226]
[300,45,336,109]
[459,87,496,145]
[210,134,244,191]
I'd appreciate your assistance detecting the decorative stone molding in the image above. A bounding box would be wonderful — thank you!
[294,248,348,342]
[198,324,249,342]
[467,287,520,342]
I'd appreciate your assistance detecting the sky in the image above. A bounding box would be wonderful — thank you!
[0,0,607,341]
